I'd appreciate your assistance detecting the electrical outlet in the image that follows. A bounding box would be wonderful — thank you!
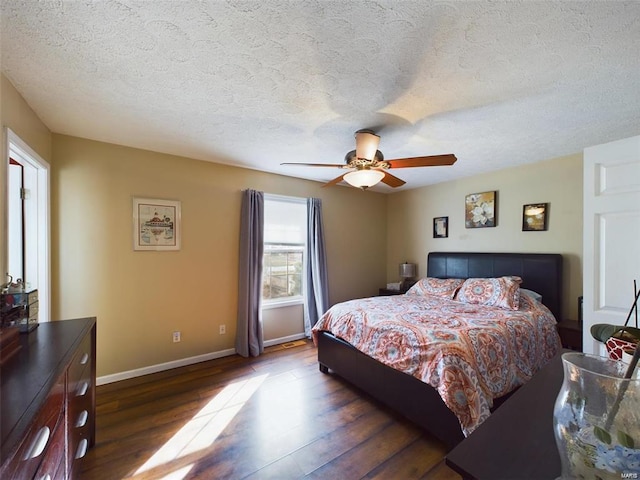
[219,325,226,335]
[173,331,181,343]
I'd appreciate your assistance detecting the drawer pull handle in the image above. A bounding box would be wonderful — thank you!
[75,438,88,459]
[77,381,89,397]
[80,353,89,365]
[23,426,50,460]
[76,410,88,428]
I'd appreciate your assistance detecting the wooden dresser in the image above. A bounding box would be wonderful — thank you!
[0,317,96,479]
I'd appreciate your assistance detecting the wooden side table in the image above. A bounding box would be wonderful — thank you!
[557,320,583,351]
[378,288,406,296]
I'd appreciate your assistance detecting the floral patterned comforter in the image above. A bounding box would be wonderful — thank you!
[312,292,561,435]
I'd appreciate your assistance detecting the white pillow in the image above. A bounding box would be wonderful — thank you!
[520,288,543,303]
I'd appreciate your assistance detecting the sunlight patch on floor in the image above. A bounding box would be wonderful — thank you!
[133,373,269,478]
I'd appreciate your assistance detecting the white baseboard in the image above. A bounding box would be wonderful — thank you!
[263,332,307,347]
[97,333,307,386]
[97,348,236,385]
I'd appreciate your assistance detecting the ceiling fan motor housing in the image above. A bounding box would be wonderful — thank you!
[344,149,386,168]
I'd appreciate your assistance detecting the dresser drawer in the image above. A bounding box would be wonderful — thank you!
[69,405,92,478]
[67,332,94,477]
[68,389,93,455]
[32,416,66,480]
[1,373,65,479]
[67,334,92,385]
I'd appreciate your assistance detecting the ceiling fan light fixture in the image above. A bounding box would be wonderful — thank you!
[344,169,385,189]
[355,130,380,160]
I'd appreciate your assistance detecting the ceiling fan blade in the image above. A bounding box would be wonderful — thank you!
[386,154,457,168]
[380,170,406,188]
[281,162,346,168]
[321,173,346,188]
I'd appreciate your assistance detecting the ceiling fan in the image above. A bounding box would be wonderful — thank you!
[282,129,457,189]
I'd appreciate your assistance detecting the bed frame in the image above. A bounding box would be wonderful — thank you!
[317,251,563,449]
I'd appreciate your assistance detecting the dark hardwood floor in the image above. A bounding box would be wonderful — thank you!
[79,340,462,480]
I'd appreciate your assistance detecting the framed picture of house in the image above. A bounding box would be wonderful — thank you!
[522,203,548,231]
[433,216,448,238]
[133,197,181,251]
[465,191,496,228]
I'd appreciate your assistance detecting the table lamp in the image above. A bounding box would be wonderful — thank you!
[399,262,416,291]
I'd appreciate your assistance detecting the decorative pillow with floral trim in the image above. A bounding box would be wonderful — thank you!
[455,276,523,310]
[406,277,465,299]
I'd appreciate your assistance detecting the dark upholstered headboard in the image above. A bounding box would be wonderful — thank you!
[427,252,563,320]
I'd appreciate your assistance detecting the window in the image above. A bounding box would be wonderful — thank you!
[262,195,306,305]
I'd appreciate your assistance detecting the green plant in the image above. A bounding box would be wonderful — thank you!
[590,282,640,347]
[590,324,640,345]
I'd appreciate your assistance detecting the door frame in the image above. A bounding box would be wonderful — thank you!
[5,127,50,323]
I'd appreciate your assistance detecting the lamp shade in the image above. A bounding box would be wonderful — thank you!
[344,169,385,189]
[399,263,416,278]
[355,130,380,160]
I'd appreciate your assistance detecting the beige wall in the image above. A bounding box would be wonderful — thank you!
[0,75,52,162]
[51,135,387,376]
[2,72,584,380]
[387,154,584,320]
[262,304,304,341]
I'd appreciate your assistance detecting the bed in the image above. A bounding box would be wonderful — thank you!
[313,252,563,449]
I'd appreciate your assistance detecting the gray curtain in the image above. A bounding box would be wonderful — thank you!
[235,189,264,357]
[304,197,329,337]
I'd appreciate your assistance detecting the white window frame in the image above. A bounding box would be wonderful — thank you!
[262,194,307,309]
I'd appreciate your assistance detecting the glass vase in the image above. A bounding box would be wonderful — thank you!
[553,352,640,479]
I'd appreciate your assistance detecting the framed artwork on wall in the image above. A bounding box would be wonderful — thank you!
[133,197,181,251]
[433,216,449,238]
[465,191,496,228]
[522,203,549,231]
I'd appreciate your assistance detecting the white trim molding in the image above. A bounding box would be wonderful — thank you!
[97,347,237,385]
[96,333,308,385]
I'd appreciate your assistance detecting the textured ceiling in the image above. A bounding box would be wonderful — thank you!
[1,1,639,191]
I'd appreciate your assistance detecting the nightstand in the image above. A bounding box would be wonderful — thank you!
[557,320,583,351]
[378,288,406,296]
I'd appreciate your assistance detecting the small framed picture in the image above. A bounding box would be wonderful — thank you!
[522,203,548,231]
[433,216,449,238]
[465,191,496,228]
[133,197,181,250]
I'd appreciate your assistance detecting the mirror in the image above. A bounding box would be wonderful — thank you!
[7,158,24,283]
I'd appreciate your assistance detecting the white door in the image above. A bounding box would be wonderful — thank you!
[583,135,640,354]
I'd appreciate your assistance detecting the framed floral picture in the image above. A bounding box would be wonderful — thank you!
[133,197,181,250]
[465,191,496,228]
[522,203,548,231]
[433,216,449,238]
